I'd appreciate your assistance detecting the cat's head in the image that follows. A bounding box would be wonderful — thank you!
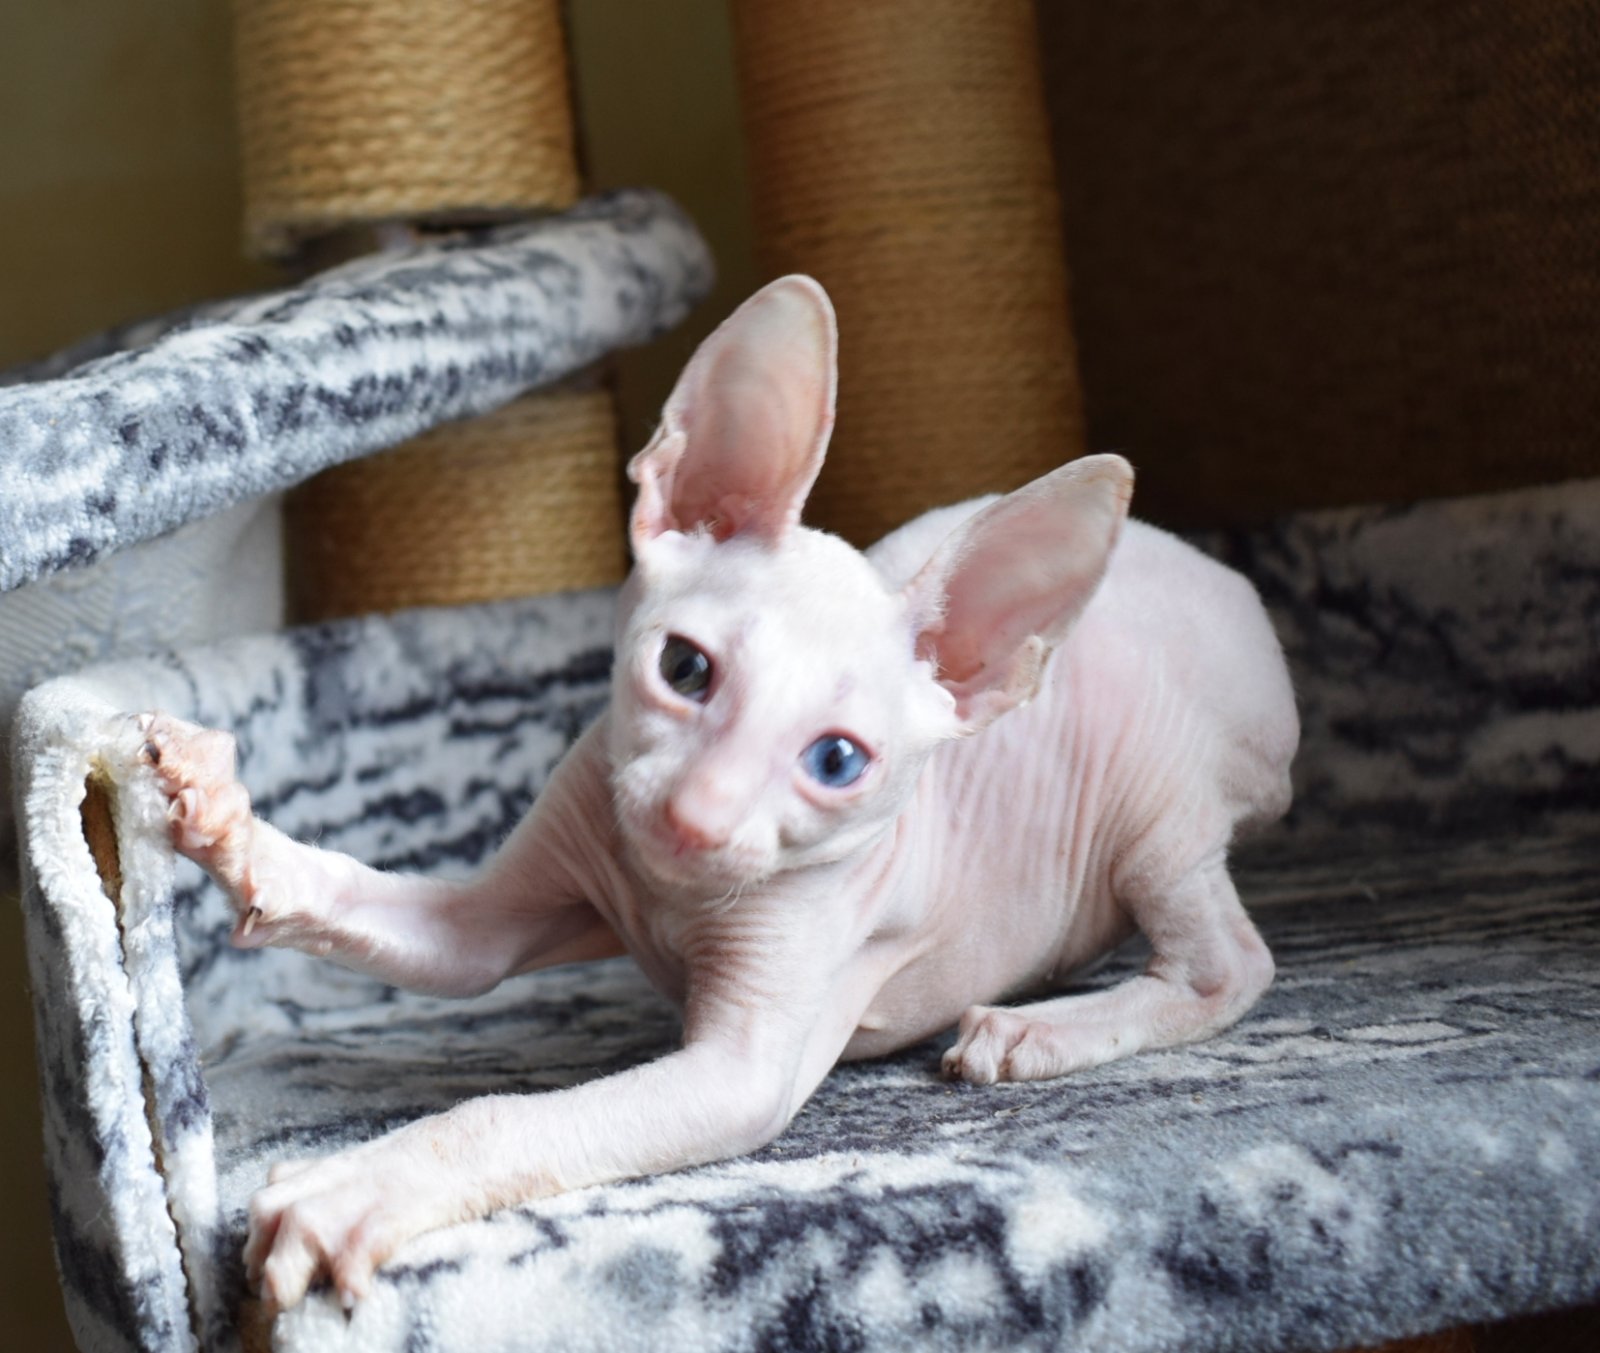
[608,277,1132,895]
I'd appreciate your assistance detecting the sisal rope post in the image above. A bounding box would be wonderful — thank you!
[731,0,1087,548]
[231,0,626,620]
[232,0,579,258]
[285,388,624,620]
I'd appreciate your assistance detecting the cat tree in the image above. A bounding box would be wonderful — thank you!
[16,481,1600,1353]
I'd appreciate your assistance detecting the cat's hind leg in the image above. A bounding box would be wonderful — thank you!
[942,852,1272,1084]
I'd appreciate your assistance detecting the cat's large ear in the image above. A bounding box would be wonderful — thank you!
[903,455,1134,733]
[628,275,837,551]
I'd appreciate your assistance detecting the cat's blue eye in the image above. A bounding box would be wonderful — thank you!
[802,734,870,789]
[659,635,713,701]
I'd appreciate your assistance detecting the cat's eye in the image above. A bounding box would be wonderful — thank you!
[801,733,870,789]
[659,635,713,702]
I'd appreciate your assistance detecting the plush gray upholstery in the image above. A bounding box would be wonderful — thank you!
[15,479,1598,1352]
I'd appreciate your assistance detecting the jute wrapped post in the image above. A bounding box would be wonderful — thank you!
[286,387,624,620]
[233,0,625,619]
[233,0,579,258]
[731,0,1087,547]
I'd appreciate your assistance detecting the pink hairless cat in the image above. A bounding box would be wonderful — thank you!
[139,276,1298,1313]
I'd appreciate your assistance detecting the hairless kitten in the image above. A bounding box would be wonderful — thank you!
[139,275,1298,1313]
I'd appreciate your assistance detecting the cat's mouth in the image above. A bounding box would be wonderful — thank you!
[621,808,774,893]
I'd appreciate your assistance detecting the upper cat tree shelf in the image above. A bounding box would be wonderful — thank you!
[0,189,712,595]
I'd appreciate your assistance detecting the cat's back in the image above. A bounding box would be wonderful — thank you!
[871,501,1297,833]
[1069,519,1298,831]
[870,496,1286,709]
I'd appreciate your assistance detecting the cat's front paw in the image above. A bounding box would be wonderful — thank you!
[245,1135,464,1313]
[137,712,278,941]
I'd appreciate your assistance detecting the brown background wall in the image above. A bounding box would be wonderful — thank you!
[1038,0,1600,526]
[0,3,271,370]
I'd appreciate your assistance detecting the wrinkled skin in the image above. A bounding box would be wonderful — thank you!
[140,277,1297,1313]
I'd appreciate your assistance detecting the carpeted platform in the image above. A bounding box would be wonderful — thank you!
[205,831,1600,1353]
[14,478,1600,1351]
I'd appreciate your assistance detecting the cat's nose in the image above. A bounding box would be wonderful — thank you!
[662,795,731,853]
